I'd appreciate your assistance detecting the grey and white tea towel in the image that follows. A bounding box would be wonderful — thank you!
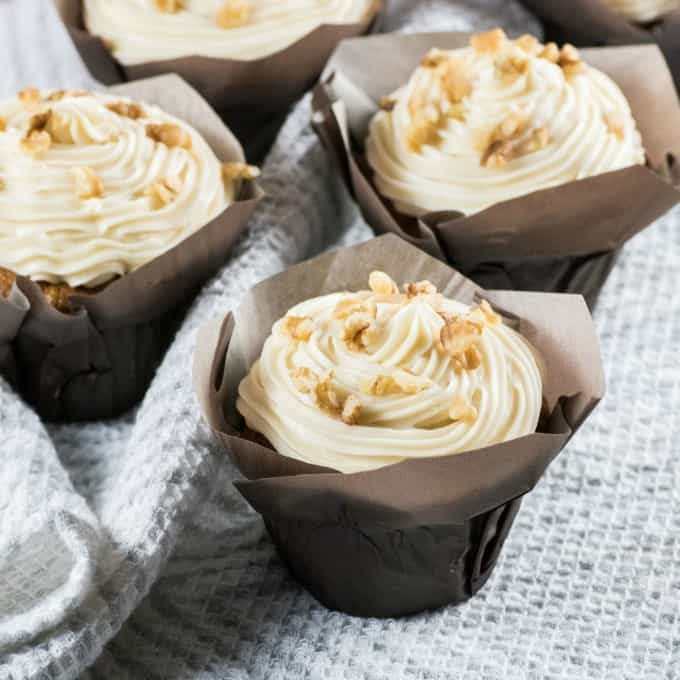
[1,1,679,679]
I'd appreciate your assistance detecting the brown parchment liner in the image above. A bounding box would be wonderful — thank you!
[53,0,382,152]
[0,74,262,422]
[311,32,680,309]
[193,234,605,618]
[518,0,680,92]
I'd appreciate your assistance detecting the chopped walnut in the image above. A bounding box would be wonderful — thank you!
[539,42,560,64]
[404,280,437,298]
[46,90,89,102]
[515,34,541,55]
[333,297,377,321]
[604,112,625,140]
[477,300,501,325]
[144,175,183,209]
[18,87,41,110]
[107,101,145,119]
[155,0,182,11]
[341,394,362,425]
[440,316,484,371]
[216,0,252,28]
[379,96,396,112]
[73,167,104,200]
[315,370,342,415]
[362,374,394,396]
[0,117,5,132]
[558,44,585,79]
[470,28,507,53]
[221,161,260,182]
[405,105,444,151]
[291,367,319,394]
[0,268,16,298]
[440,57,472,104]
[392,369,433,394]
[46,111,74,144]
[449,394,478,423]
[495,53,529,86]
[480,111,549,168]
[21,111,53,155]
[282,315,315,342]
[369,271,399,296]
[342,312,378,352]
[146,123,192,150]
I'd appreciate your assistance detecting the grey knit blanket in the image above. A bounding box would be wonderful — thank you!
[1,1,679,678]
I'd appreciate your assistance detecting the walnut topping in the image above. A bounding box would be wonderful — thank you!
[495,53,529,86]
[333,297,377,321]
[18,87,42,110]
[440,315,484,371]
[291,367,319,394]
[342,312,378,352]
[449,394,478,423]
[440,57,472,104]
[362,369,432,396]
[0,267,16,298]
[315,370,342,416]
[558,44,585,79]
[73,167,104,200]
[282,316,315,342]
[405,105,444,151]
[155,0,182,12]
[477,300,501,325]
[369,271,399,296]
[539,42,560,63]
[404,280,437,298]
[146,123,192,150]
[144,175,183,209]
[470,28,507,53]
[480,111,550,168]
[0,118,5,132]
[221,161,260,182]
[46,90,89,102]
[216,0,252,29]
[362,374,394,396]
[341,394,362,425]
[107,101,145,119]
[515,34,541,55]
[21,111,53,154]
[379,96,396,112]
[604,112,625,140]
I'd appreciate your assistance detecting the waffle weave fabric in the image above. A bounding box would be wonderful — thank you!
[0,1,678,679]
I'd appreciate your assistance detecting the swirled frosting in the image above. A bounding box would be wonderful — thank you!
[83,0,379,65]
[0,89,246,288]
[237,272,543,474]
[603,0,679,22]
[366,29,645,217]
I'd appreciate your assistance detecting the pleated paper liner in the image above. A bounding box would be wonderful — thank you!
[0,74,262,422]
[53,0,383,159]
[193,235,605,618]
[518,0,680,93]
[311,32,680,309]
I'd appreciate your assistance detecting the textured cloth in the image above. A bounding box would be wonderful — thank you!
[0,1,679,679]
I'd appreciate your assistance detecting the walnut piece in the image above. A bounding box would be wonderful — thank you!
[291,367,318,394]
[470,28,507,53]
[495,53,529,86]
[604,112,625,140]
[146,123,192,150]
[0,267,16,298]
[216,0,252,29]
[291,367,362,425]
[282,315,315,342]
[369,271,399,296]
[18,87,42,110]
[333,297,377,321]
[221,161,260,182]
[480,111,550,168]
[0,117,5,132]
[73,167,104,200]
[342,312,378,352]
[341,395,362,425]
[405,105,444,152]
[107,101,146,119]
[21,111,53,155]
[46,90,89,102]
[515,34,541,55]
[404,280,437,298]
[144,175,183,209]
[315,370,342,415]
[558,44,585,79]
[449,394,478,423]
[440,316,484,371]
[362,369,432,396]
[155,0,182,12]
[539,42,560,64]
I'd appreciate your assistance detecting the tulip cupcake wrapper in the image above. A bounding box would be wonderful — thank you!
[518,0,680,91]
[0,74,262,422]
[53,0,382,153]
[193,234,605,618]
[311,32,680,309]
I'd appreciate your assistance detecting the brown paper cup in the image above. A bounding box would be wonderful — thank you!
[0,74,262,422]
[53,0,382,151]
[518,1,680,92]
[193,234,605,618]
[312,32,680,309]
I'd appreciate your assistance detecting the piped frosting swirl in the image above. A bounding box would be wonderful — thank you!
[366,29,645,217]
[83,0,379,65]
[0,89,253,288]
[237,272,543,474]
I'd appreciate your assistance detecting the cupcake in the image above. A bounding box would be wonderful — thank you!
[0,78,260,421]
[238,274,543,473]
[54,0,382,149]
[366,30,645,217]
[312,30,680,306]
[602,0,680,22]
[195,234,605,617]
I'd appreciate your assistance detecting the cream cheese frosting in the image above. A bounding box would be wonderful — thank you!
[365,29,646,217]
[237,272,543,474]
[83,0,379,65]
[0,89,252,288]
[603,0,680,22]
